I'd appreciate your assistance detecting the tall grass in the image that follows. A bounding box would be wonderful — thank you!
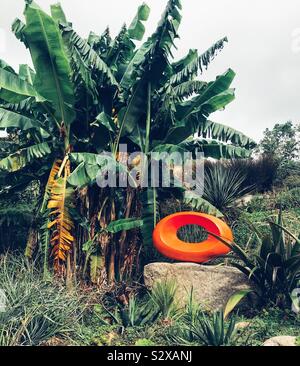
[0,254,88,346]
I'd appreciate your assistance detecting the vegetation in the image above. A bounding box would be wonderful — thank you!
[168,292,238,346]
[221,211,300,308]
[0,0,299,348]
[0,255,89,346]
[202,161,250,214]
[0,0,255,285]
[259,121,300,161]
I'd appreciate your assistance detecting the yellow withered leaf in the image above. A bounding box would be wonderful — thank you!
[47,159,75,272]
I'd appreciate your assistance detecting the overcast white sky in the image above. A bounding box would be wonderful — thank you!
[1,0,300,142]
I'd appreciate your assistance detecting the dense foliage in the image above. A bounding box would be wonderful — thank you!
[0,0,255,283]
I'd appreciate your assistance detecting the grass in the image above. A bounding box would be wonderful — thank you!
[234,308,300,346]
[0,254,91,346]
[233,207,300,253]
[0,253,299,346]
[76,296,300,346]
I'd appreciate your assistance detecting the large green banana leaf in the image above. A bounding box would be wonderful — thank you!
[0,59,16,73]
[18,64,35,84]
[23,2,75,126]
[173,80,207,100]
[119,0,182,138]
[171,36,228,85]
[91,112,117,150]
[176,69,235,120]
[118,80,148,136]
[0,142,51,172]
[0,68,42,103]
[183,138,253,159]
[61,24,118,89]
[198,120,256,149]
[200,89,235,117]
[128,3,150,41]
[106,218,143,233]
[50,3,68,24]
[0,108,48,134]
[68,152,129,188]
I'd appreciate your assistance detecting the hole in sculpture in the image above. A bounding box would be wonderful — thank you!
[177,224,208,244]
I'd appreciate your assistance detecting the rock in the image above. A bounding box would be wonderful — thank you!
[235,321,251,330]
[235,194,254,207]
[263,336,297,347]
[144,262,252,310]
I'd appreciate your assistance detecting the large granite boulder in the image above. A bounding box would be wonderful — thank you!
[144,262,252,310]
[263,336,297,347]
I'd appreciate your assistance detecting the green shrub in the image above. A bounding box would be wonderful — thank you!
[233,210,273,250]
[234,308,300,346]
[135,338,156,346]
[115,296,160,328]
[275,188,300,209]
[275,160,300,185]
[100,280,179,328]
[245,195,273,212]
[228,156,279,193]
[0,180,41,253]
[283,175,300,189]
[233,208,300,254]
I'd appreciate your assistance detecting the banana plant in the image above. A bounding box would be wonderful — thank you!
[0,0,256,283]
[67,0,256,254]
[0,2,78,275]
[0,1,119,277]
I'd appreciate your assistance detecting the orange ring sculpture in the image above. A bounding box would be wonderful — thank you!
[153,212,233,263]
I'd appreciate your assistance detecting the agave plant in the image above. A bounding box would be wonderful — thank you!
[202,161,252,214]
[0,0,256,283]
[190,310,237,346]
[168,303,237,346]
[111,295,160,328]
[213,211,300,308]
[149,280,180,320]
